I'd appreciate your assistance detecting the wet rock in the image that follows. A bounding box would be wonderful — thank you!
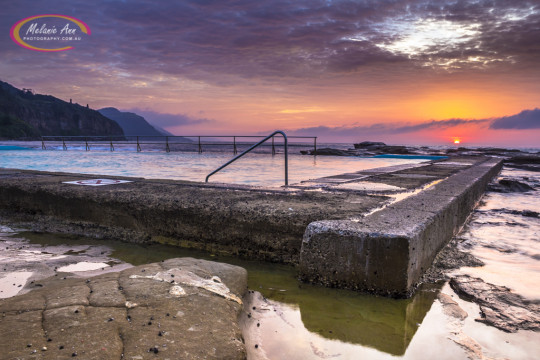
[449,275,540,332]
[438,293,468,320]
[0,258,248,359]
[488,179,535,193]
[353,141,416,154]
[309,148,355,156]
[506,155,540,165]
[354,141,387,149]
[421,238,484,283]
[494,208,540,218]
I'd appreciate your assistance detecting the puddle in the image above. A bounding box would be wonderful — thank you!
[334,181,405,192]
[242,284,442,359]
[361,178,445,217]
[435,162,473,167]
[0,271,33,298]
[57,261,110,273]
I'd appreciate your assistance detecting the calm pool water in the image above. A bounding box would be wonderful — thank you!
[0,142,426,187]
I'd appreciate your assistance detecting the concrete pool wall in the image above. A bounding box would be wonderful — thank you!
[0,156,502,297]
[299,157,502,297]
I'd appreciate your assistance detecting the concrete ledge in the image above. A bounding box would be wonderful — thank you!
[0,170,386,264]
[298,157,503,297]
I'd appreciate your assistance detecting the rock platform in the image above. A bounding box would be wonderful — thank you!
[0,258,247,359]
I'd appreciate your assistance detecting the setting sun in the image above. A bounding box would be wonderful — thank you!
[453,139,461,144]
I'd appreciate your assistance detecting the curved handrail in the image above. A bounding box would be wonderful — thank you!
[205,130,288,185]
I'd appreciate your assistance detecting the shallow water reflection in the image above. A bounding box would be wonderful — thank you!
[14,231,441,356]
[456,167,540,299]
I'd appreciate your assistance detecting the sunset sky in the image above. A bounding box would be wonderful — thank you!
[2,0,539,146]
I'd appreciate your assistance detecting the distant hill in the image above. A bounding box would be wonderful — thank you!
[0,80,124,139]
[152,124,175,136]
[98,107,165,137]
[98,107,192,142]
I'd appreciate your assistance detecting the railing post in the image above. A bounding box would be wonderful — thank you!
[110,136,114,152]
[272,136,276,155]
[233,136,237,155]
[284,134,288,186]
[166,136,170,153]
[85,137,89,151]
[62,137,67,151]
[314,137,317,153]
[41,137,46,150]
[137,136,141,152]
[198,136,202,153]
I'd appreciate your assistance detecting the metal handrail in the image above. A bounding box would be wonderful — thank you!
[205,130,288,186]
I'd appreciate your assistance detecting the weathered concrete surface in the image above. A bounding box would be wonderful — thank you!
[299,157,503,297]
[0,257,248,359]
[0,169,390,264]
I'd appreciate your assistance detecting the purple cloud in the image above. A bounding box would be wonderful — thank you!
[288,118,489,138]
[490,108,540,129]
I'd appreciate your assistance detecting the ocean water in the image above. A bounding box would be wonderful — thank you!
[0,142,427,186]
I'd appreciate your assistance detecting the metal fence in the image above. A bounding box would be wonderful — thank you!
[40,135,317,154]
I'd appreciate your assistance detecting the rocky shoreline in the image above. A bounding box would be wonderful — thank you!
[421,156,540,333]
[302,141,540,164]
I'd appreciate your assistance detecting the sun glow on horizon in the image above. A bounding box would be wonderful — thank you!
[453,138,461,144]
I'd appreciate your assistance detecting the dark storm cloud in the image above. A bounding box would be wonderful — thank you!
[490,108,540,129]
[2,0,539,83]
[290,118,489,137]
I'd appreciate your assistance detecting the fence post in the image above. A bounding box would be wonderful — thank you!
[110,137,114,152]
[166,136,170,153]
[198,136,202,153]
[137,136,141,152]
[41,137,46,150]
[233,136,237,154]
[272,136,276,155]
[314,137,317,153]
[62,137,67,151]
[85,137,89,151]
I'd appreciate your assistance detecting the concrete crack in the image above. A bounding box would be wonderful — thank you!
[119,331,125,360]
[40,308,47,342]
[119,308,128,360]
